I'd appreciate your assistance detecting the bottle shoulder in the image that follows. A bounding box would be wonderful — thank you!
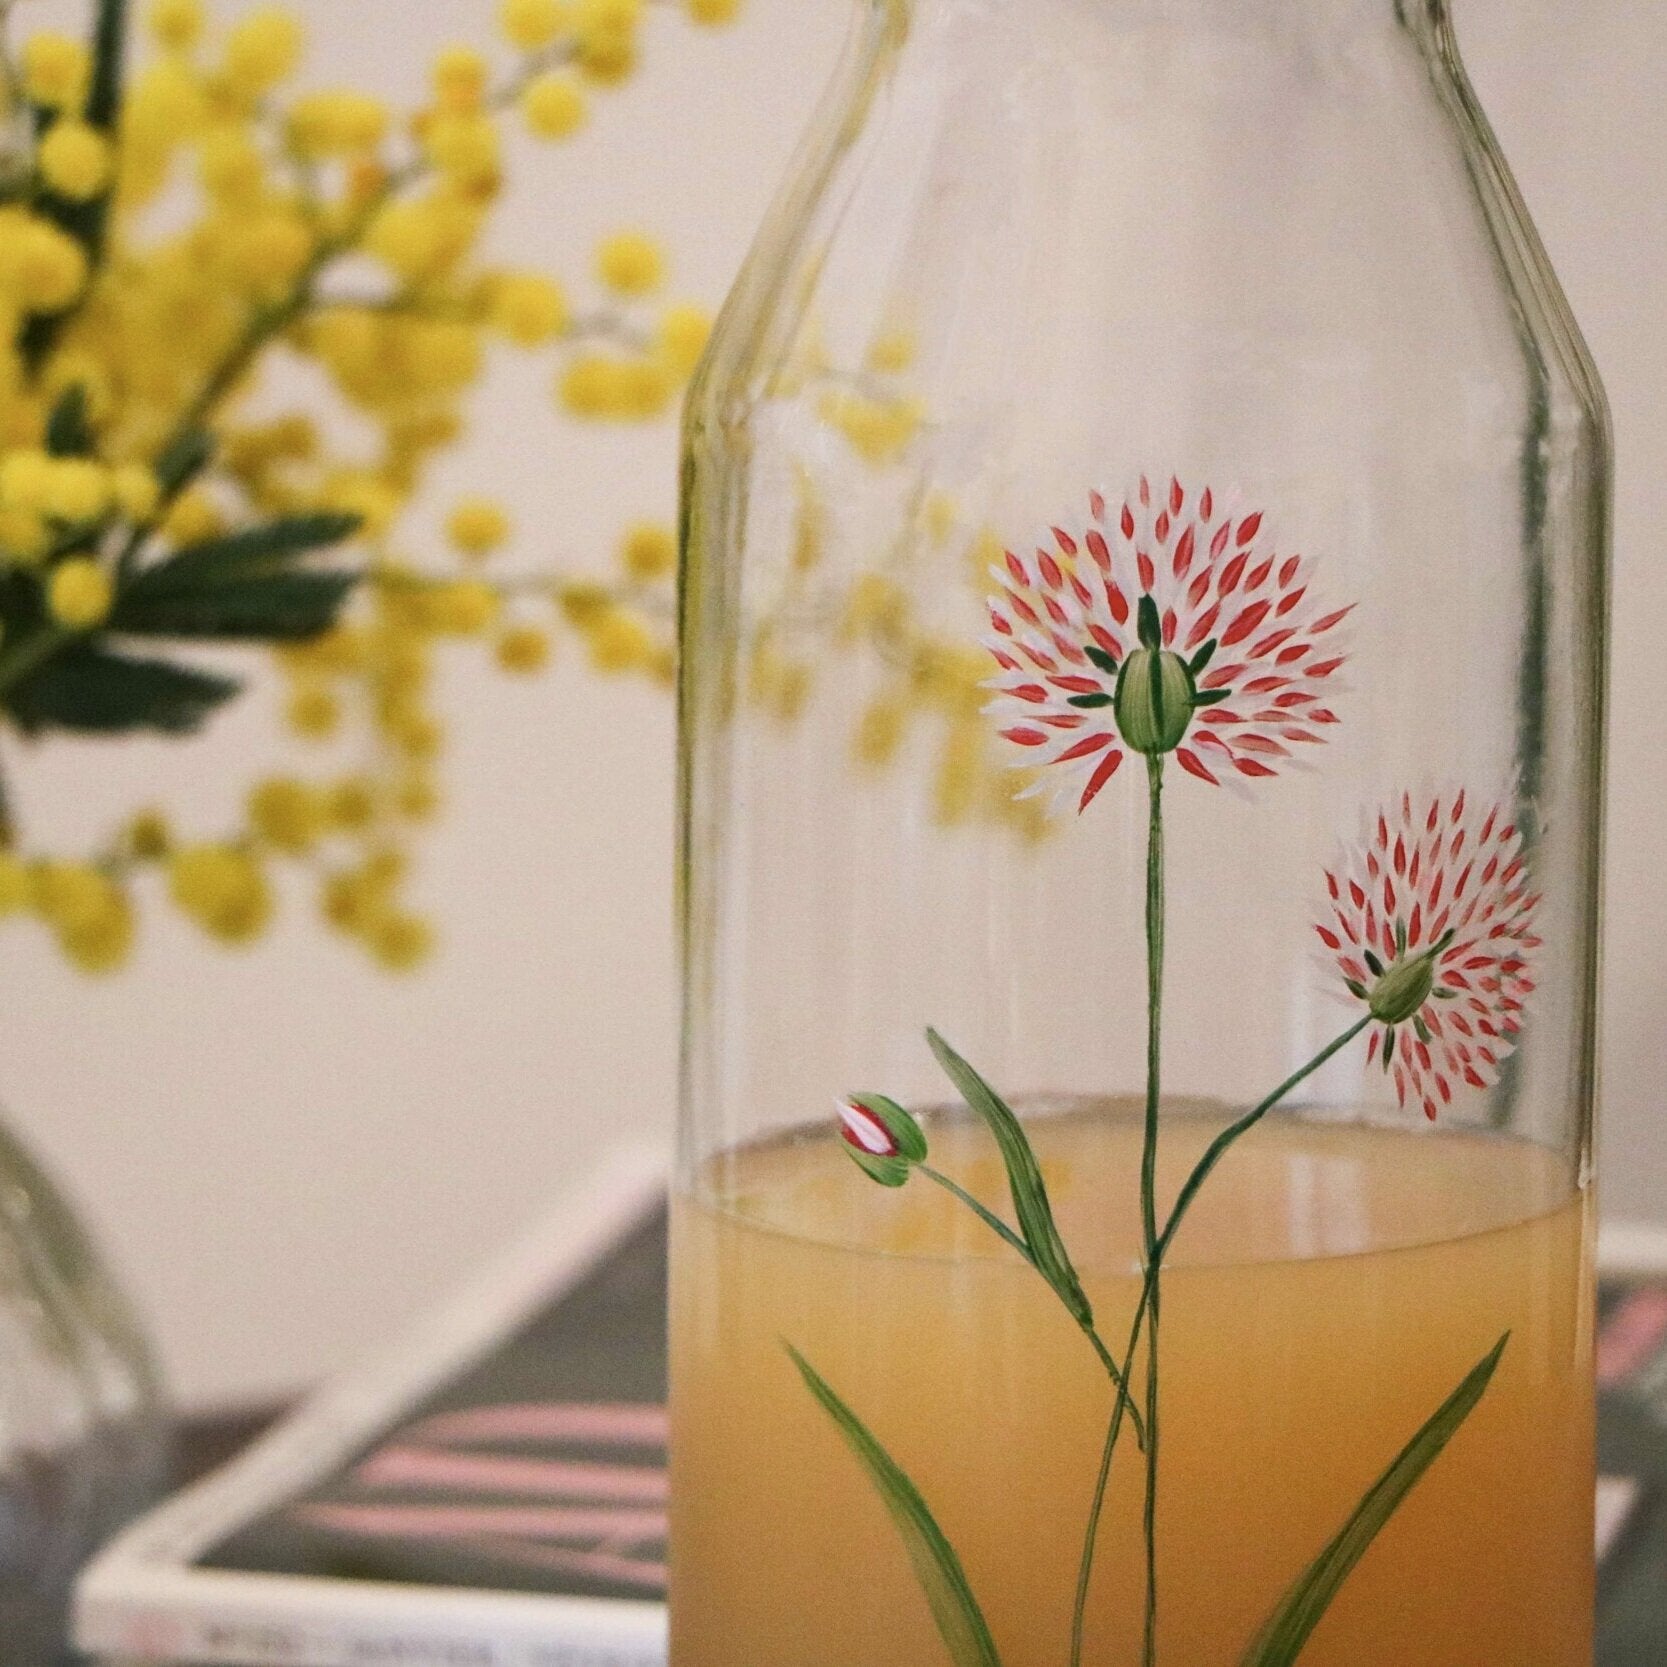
[691,11,1607,470]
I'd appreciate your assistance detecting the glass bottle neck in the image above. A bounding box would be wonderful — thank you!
[876,0,1447,38]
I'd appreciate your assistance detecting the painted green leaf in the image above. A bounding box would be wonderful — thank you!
[926,1029,1093,1331]
[848,1150,913,1187]
[787,1344,1003,1667]
[1085,646,1120,675]
[4,643,240,736]
[1241,1332,1509,1667]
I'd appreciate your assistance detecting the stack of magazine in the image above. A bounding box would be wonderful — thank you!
[74,1149,1667,1667]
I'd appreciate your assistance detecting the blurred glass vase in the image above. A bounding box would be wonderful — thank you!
[670,1,1608,1664]
[0,1117,165,1663]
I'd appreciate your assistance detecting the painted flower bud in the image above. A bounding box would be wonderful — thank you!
[837,1093,928,1188]
[1367,953,1436,1027]
[1114,646,1196,758]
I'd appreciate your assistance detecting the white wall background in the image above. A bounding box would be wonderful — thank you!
[0,0,1660,1410]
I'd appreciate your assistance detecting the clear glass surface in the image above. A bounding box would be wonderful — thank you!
[0,1117,167,1664]
[671,0,1609,1660]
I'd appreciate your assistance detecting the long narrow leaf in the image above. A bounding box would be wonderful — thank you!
[787,1344,1002,1667]
[1241,1333,1510,1667]
[926,1029,1093,1330]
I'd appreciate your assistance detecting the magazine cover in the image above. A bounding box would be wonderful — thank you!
[76,1159,1667,1667]
[75,1146,671,1667]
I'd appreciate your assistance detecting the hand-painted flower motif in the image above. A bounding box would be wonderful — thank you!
[836,1094,928,1188]
[984,477,1351,811]
[1316,788,1542,1120]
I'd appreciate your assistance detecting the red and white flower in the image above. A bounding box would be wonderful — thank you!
[1316,788,1542,1120]
[984,477,1350,811]
[838,1096,901,1158]
[836,1094,928,1186]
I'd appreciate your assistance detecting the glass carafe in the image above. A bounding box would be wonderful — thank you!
[671,2,1609,1663]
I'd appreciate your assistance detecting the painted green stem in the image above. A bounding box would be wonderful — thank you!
[919,1163,1145,1438]
[920,1164,1031,1261]
[1067,1010,1374,1667]
[1139,753,1165,1667]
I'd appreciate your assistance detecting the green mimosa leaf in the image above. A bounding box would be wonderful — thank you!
[152,427,215,500]
[926,1029,1093,1331]
[1240,1332,1509,1667]
[141,513,363,583]
[3,643,240,735]
[113,571,359,641]
[45,385,93,457]
[787,1345,1003,1667]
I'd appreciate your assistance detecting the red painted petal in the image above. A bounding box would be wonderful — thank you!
[1078,747,1125,810]
[1056,732,1117,762]
[1249,628,1296,659]
[1221,599,1273,647]
[1217,552,1249,594]
[1176,748,1220,786]
[1185,601,1221,647]
[1174,524,1196,577]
